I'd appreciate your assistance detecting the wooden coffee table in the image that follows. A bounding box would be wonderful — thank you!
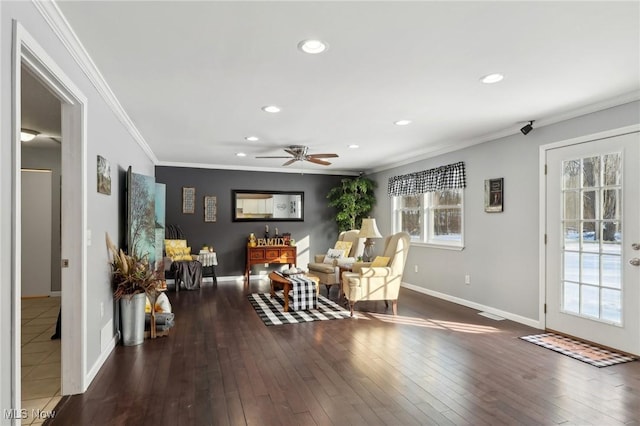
[268,271,319,312]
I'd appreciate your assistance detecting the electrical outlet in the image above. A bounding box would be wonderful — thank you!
[414,265,418,273]
[465,274,471,285]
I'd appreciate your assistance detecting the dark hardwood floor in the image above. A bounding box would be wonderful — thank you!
[49,280,640,425]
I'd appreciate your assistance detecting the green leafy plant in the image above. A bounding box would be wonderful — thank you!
[327,175,377,232]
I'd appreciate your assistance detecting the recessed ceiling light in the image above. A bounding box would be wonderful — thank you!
[262,105,281,113]
[236,152,247,157]
[245,136,259,142]
[348,144,360,149]
[481,73,504,84]
[298,39,328,54]
[20,129,39,142]
[394,120,412,126]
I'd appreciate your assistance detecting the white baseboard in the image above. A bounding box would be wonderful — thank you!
[166,276,240,285]
[401,282,541,329]
[49,291,61,297]
[213,275,267,282]
[86,334,116,387]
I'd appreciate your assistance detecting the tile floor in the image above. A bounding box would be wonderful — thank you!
[21,296,61,425]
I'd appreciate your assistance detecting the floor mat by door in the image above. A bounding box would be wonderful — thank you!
[520,333,637,367]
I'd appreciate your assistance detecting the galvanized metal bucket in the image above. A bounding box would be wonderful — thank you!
[120,292,146,346]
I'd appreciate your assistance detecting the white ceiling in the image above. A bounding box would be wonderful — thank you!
[41,1,640,173]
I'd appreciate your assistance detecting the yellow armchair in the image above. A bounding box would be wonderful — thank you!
[341,232,411,316]
[307,230,364,295]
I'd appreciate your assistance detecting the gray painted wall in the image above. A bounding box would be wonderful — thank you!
[22,144,61,293]
[370,101,640,323]
[155,167,351,277]
[1,2,155,416]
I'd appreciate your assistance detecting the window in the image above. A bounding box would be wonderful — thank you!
[392,189,464,248]
[388,161,466,248]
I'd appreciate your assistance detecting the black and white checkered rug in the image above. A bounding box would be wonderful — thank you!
[248,290,351,326]
[520,333,637,367]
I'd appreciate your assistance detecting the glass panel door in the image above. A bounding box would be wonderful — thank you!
[546,131,640,355]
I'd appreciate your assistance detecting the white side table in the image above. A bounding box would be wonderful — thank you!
[197,251,218,283]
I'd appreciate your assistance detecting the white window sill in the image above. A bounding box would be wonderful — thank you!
[410,241,465,251]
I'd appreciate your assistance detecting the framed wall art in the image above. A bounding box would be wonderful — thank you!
[204,196,217,222]
[182,187,195,214]
[97,155,111,195]
[484,178,503,213]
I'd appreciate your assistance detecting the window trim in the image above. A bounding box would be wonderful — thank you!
[391,190,465,250]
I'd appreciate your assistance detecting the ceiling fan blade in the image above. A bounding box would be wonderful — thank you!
[308,153,339,159]
[282,158,299,166]
[307,157,331,166]
[256,156,294,159]
[284,148,300,156]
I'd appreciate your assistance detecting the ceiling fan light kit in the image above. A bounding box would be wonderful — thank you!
[256,145,338,167]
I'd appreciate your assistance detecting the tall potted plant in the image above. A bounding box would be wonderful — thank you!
[327,174,377,231]
[106,234,161,345]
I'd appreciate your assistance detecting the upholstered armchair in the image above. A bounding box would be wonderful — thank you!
[163,239,202,291]
[341,232,411,316]
[307,230,364,295]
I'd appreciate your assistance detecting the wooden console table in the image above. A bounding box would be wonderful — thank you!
[245,245,296,281]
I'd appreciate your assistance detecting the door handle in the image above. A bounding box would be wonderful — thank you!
[629,258,640,266]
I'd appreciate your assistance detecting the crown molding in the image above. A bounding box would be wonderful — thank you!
[32,0,158,164]
[156,161,359,176]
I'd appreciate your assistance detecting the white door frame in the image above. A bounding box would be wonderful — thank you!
[538,124,640,331]
[11,21,88,411]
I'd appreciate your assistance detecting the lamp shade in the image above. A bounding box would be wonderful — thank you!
[358,218,382,239]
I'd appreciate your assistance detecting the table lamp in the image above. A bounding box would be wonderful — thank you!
[358,218,383,262]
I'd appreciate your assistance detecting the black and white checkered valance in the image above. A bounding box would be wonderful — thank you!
[387,161,466,196]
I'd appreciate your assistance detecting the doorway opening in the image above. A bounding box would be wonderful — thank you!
[20,63,63,417]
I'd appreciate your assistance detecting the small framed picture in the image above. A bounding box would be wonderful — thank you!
[97,155,111,195]
[485,178,503,213]
[182,187,195,214]
[204,196,217,222]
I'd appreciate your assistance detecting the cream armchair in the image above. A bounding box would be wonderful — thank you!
[341,232,411,316]
[307,230,364,295]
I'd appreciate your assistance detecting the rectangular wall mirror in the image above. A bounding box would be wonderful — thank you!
[232,190,304,222]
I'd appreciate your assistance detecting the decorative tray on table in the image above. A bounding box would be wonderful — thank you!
[281,267,305,278]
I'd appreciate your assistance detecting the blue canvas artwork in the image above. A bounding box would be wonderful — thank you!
[127,170,157,265]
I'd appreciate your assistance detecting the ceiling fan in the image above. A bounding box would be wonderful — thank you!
[256,145,338,166]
